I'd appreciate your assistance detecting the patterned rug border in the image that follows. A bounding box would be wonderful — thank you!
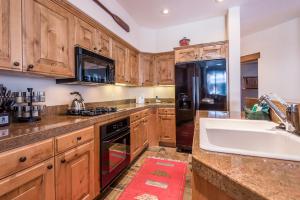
[147,156,188,164]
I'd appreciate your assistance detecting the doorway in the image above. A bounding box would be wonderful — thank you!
[240,53,260,111]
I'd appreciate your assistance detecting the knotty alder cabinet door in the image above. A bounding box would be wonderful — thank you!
[155,52,175,85]
[112,40,127,84]
[22,0,75,78]
[130,120,142,161]
[128,50,139,85]
[158,110,176,147]
[75,17,97,51]
[0,0,22,71]
[139,53,155,86]
[0,158,55,200]
[174,47,199,64]
[55,141,95,200]
[96,30,112,58]
[200,44,227,60]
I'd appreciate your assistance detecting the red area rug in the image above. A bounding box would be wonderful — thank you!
[118,157,187,200]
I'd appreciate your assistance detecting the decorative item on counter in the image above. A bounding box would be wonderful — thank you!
[0,84,15,127]
[244,103,270,120]
[136,96,145,104]
[12,88,46,122]
[179,37,190,46]
[155,96,161,103]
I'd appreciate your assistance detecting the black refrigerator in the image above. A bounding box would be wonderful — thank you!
[175,59,227,151]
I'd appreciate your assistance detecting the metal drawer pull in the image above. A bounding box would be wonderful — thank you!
[19,156,27,162]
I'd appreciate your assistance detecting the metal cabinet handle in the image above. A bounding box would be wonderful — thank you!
[61,159,66,163]
[19,156,27,162]
[13,61,20,66]
[77,136,82,141]
[27,64,34,71]
[47,164,53,170]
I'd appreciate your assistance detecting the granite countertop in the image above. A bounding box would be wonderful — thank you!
[0,103,174,153]
[192,111,300,200]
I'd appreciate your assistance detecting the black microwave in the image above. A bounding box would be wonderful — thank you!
[56,47,115,85]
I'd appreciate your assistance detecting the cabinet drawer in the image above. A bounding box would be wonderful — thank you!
[55,126,94,154]
[158,108,175,115]
[130,111,142,123]
[0,139,54,179]
[141,109,150,118]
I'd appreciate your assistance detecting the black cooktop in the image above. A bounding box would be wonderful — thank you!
[67,107,118,116]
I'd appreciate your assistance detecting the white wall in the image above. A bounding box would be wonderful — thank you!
[241,17,300,103]
[227,7,241,112]
[156,16,226,52]
[0,74,174,106]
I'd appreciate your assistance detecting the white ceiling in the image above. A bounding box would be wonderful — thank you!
[117,0,300,36]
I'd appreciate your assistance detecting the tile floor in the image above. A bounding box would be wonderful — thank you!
[100,146,192,200]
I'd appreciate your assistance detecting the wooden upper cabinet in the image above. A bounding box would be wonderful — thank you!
[96,30,111,58]
[155,52,175,85]
[112,40,127,84]
[0,0,22,71]
[139,53,155,86]
[200,44,227,60]
[128,50,139,85]
[22,0,75,78]
[55,141,94,200]
[175,48,199,64]
[0,158,55,200]
[75,17,97,51]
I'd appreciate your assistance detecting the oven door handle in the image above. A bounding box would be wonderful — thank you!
[102,131,130,143]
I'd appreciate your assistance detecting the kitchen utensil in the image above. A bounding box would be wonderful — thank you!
[70,91,85,112]
[93,0,130,32]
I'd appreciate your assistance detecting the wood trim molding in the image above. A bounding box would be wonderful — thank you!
[241,53,260,63]
[174,40,228,51]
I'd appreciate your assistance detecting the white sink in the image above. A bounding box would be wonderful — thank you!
[200,118,300,161]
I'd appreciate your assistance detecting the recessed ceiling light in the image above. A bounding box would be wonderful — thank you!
[215,0,224,2]
[162,9,169,15]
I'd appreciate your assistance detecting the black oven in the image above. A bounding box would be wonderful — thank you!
[56,47,115,85]
[100,117,130,191]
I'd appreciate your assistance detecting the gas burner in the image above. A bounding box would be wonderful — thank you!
[67,107,118,116]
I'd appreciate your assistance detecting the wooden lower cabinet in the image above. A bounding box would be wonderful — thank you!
[130,120,142,161]
[192,171,233,200]
[55,141,95,200]
[0,158,55,200]
[130,111,150,161]
[141,116,149,147]
[158,110,176,147]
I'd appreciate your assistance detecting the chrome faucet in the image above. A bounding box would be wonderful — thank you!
[258,94,300,135]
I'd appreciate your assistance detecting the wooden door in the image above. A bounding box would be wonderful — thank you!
[200,44,226,60]
[128,50,139,85]
[112,40,127,83]
[139,53,154,86]
[0,158,55,200]
[96,30,111,58]
[142,117,149,147]
[156,53,175,85]
[23,0,75,77]
[159,114,176,146]
[55,141,94,200]
[130,120,141,161]
[0,0,22,71]
[175,48,199,63]
[75,18,97,51]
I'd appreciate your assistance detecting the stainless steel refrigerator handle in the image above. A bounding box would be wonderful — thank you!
[192,76,196,112]
[196,77,200,110]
